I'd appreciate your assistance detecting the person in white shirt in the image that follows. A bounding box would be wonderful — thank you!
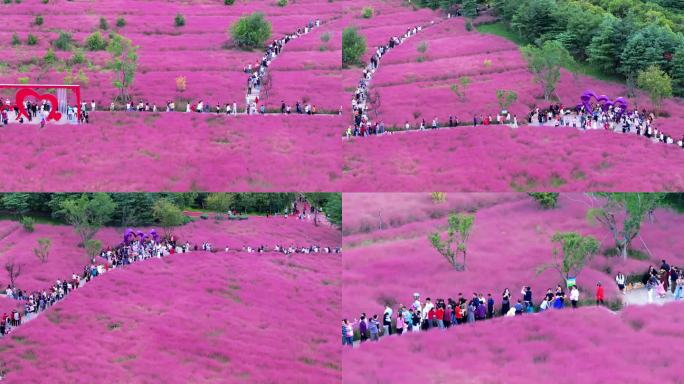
[570,285,579,308]
[615,272,626,294]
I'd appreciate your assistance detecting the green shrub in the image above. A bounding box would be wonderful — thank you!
[603,248,650,260]
[85,31,107,51]
[52,31,73,50]
[3,0,12,4]
[417,41,427,54]
[465,19,473,31]
[11,33,20,45]
[70,49,85,65]
[200,214,209,220]
[229,12,272,49]
[99,17,109,30]
[116,17,125,27]
[43,48,57,65]
[277,0,287,6]
[528,192,559,209]
[41,0,48,3]
[17,77,29,84]
[27,34,38,45]
[342,27,366,66]
[362,6,373,18]
[224,0,235,4]
[174,13,185,27]
[20,217,35,232]
[320,32,330,43]
[35,15,44,26]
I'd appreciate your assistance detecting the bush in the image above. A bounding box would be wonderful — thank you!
[528,192,559,209]
[603,248,650,260]
[17,77,29,84]
[174,13,185,27]
[116,17,125,27]
[27,34,38,45]
[229,12,272,49]
[35,15,44,26]
[41,0,48,3]
[465,19,473,31]
[277,0,287,6]
[200,214,209,220]
[52,31,73,51]
[11,33,20,46]
[342,27,366,66]
[320,32,330,43]
[85,31,107,51]
[3,0,11,4]
[99,17,109,30]
[361,6,373,18]
[224,0,234,4]
[70,49,85,65]
[417,41,427,54]
[43,48,57,65]
[20,216,35,232]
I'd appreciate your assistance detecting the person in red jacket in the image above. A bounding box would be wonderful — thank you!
[596,282,605,306]
[435,306,445,329]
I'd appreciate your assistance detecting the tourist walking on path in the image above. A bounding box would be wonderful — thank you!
[570,285,579,308]
[615,272,626,294]
[596,282,605,306]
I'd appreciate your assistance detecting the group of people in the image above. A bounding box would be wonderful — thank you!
[351,23,431,137]
[342,280,619,346]
[1,98,89,126]
[530,103,684,148]
[0,236,182,337]
[641,260,683,302]
[244,19,321,114]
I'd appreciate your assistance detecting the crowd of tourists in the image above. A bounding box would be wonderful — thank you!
[640,260,683,302]
[342,259,682,346]
[351,22,432,136]
[244,19,321,115]
[345,113,521,137]
[530,103,684,148]
[1,228,339,336]
[1,98,88,126]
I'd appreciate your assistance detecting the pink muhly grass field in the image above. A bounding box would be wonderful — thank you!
[343,303,684,384]
[340,3,684,191]
[342,194,684,316]
[0,216,341,383]
[0,250,341,383]
[0,113,342,191]
[0,0,342,108]
[342,125,684,191]
[0,216,341,293]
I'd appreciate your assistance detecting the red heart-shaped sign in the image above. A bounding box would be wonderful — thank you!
[15,88,62,122]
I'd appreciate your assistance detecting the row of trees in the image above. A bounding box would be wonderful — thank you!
[430,193,679,282]
[492,0,684,98]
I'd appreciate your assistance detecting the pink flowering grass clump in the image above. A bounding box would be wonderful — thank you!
[343,303,684,383]
[342,125,684,191]
[0,113,342,191]
[0,0,343,107]
[342,194,684,316]
[0,248,341,383]
[0,215,341,293]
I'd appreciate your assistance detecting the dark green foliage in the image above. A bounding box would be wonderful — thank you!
[528,193,560,209]
[52,31,73,51]
[229,12,272,49]
[342,26,366,66]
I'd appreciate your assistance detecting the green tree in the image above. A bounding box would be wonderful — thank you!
[556,2,603,60]
[450,76,471,101]
[538,231,600,283]
[230,12,272,49]
[57,193,116,247]
[619,24,683,91]
[174,13,185,27]
[496,89,518,112]
[205,193,235,212]
[323,193,342,228]
[587,193,664,260]
[342,27,366,67]
[511,0,563,42]
[20,217,35,232]
[670,47,684,97]
[461,0,478,18]
[521,40,575,101]
[52,31,73,51]
[587,15,635,74]
[85,31,108,51]
[152,198,185,236]
[1,193,31,215]
[428,213,474,270]
[85,239,102,263]
[34,238,51,263]
[528,192,560,209]
[636,65,672,113]
[107,33,139,102]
